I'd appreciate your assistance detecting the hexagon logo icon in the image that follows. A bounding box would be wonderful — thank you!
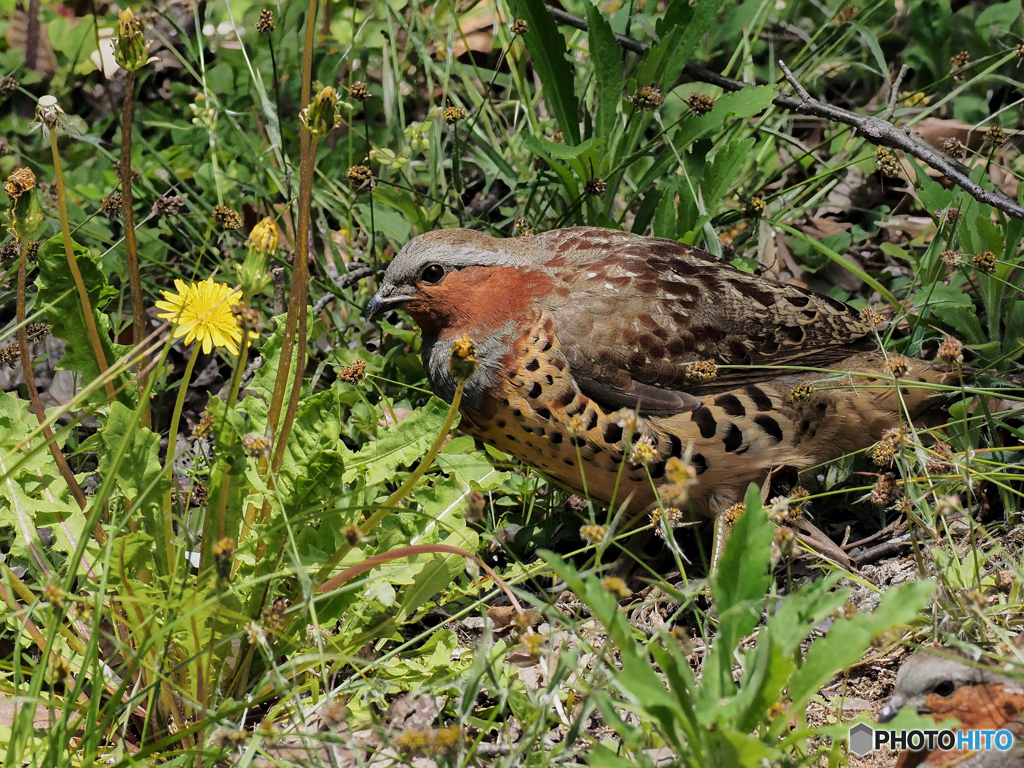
[848,723,875,756]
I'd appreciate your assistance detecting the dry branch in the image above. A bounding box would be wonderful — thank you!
[545,5,1024,220]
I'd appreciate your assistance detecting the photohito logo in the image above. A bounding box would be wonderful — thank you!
[848,723,1015,756]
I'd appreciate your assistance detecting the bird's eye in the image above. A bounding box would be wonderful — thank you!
[420,264,446,284]
[932,680,956,697]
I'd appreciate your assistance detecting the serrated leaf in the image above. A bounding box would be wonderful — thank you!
[344,397,456,487]
[638,0,727,88]
[584,3,620,141]
[702,137,754,209]
[35,236,135,406]
[0,391,73,574]
[786,580,933,716]
[98,403,170,547]
[396,527,478,622]
[507,0,581,144]
[653,178,679,239]
[914,283,985,343]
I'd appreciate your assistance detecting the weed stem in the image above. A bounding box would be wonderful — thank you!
[49,129,116,404]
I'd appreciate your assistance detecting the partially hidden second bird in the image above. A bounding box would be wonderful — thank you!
[880,647,1024,766]
[364,227,957,524]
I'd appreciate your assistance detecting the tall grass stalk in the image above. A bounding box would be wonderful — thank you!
[44,108,116,404]
[120,69,150,426]
[264,0,319,464]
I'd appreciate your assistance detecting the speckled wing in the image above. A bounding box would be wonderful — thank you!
[532,228,876,408]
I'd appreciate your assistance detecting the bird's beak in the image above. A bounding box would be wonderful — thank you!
[877,698,903,724]
[364,282,414,320]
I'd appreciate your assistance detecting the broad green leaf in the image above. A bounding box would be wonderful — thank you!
[355,202,411,242]
[108,532,156,584]
[507,0,581,144]
[638,0,727,88]
[201,398,249,572]
[631,187,664,234]
[35,236,134,406]
[653,178,679,239]
[584,3,620,141]
[372,185,428,232]
[701,137,755,212]
[672,87,777,151]
[0,391,73,574]
[711,485,773,614]
[98,403,170,552]
[976,1,1022,34]
[343,397,456,487]
[246,313,313,408]
[784,579,934,721]
[913,283,985,344]
[265,386,347,516]
[396,526,479,621]
[703,486,773,703]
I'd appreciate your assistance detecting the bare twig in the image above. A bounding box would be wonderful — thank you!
[777,60,1023,218]
[850,537,912,567]
[779,63,812,102]
[271,266,286,316]
[311,261,373,314]
[882,64,909,122]
[542,5,1024,220]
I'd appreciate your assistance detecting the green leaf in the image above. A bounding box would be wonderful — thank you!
[201,398,249,572]
[0,391,80,574]
[354,202,411,242]
[703,486,773,703]
[652,178,679,239]
[913,283,985,344]
[507,0,581,144]
[701,137,755,209]
[586,743,657,768]
[638,0,727,88]
[521,133,581,198]
[396,527,479,622]
[343,397,456,488]
[273,386,347,513]
[976,1,1020,35]
[711,485,773,614]
[98,403,170,547]
[246,313,312,409]
[672,87,777,150]
[35,236,134,406]
[785,580,933,718]
[584,3,620,141]
[541,552,691,753]
[109,532,156,584]
[372,185,427,232]
[631,187,664,234]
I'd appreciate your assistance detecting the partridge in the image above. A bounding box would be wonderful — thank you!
[364,227,956,523]
[880,648,1024,767]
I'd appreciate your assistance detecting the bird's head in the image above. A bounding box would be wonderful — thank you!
[879,650,1011,723]
[364,229,554,340]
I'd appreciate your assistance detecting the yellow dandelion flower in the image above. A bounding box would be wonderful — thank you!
[155,278,244,355]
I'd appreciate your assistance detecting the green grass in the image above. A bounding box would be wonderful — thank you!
[0,0,1023,764]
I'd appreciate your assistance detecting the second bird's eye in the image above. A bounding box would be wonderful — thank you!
[420,264,445,284]
[932,680,956,697]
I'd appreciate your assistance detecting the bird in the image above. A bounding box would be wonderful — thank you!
[879,647,1024,767]
[364,227,956,534]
